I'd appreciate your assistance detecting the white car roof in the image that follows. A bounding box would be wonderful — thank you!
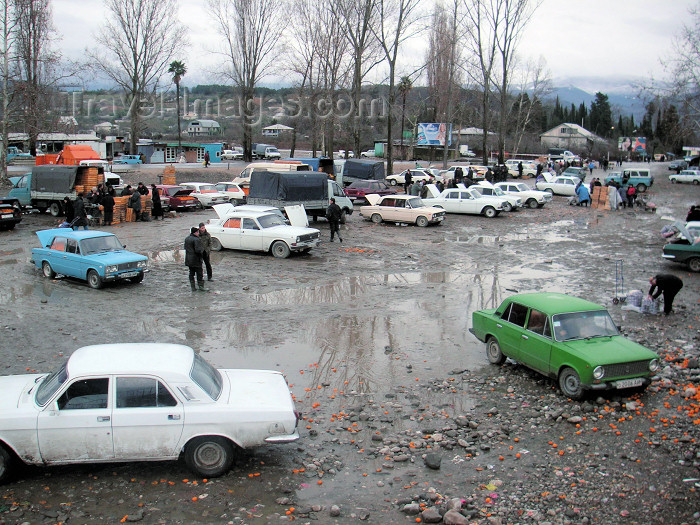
[181,182,214,188]
[67,344,195,378]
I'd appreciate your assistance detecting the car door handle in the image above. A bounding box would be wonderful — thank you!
[97,416,110,422]
[521,335,529,340]
[496,323,502,328]
[168,414,180,420]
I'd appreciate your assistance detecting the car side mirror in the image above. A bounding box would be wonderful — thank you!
[46,244,51,248]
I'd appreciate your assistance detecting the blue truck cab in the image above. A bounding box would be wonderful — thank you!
[604,169,654,192]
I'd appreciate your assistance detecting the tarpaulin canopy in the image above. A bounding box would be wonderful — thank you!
[249,171,328,201]
[31,166,78,193]
[342,159,384,180]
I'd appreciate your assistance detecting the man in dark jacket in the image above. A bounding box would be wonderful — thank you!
[102,192,115,226]
[198,222,213,280]
[648,274,683,315]
[326,198,342,242]
[403,170,412,194]
[184,227,204,291]
[72,193,89,230]
[128,190,142,221]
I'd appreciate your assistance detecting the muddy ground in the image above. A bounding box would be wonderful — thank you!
[0,161,699,524]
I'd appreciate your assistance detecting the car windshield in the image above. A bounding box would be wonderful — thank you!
[406,197,424,208]
[258,214,286,228]
[190,353,223,400]
[80,235,123,255]
[35,361,68,406]
[552,310,619,342]
[492,187,506,196]
[198,185,217,192]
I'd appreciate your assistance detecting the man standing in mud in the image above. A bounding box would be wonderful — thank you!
[199,222,213,281]
[185,226,205,291]
[648,274,683,315]
[326,198,342,242]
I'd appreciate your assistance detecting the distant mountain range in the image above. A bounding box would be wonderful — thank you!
[545,75,652,122]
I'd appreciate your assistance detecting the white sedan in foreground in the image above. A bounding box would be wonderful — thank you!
[0,344,299,482]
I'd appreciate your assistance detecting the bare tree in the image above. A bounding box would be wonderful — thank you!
[509,56,550,154]
[372,0,422,175]
[491,0,540,163]
[13,0,58,156]
[461,0,498,165]
[332,0,382,157]
[662,2,700,134]
[92,0,186,155]
[0,0,17,183]
[210,0,285,162]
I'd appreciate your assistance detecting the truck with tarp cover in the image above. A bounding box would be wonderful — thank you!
[341,159,385,187]
[6,165,89,216]
[247,171,330,221]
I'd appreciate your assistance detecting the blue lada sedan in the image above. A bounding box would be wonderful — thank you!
[31,229,148,289]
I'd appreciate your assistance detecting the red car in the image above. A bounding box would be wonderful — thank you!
[344,180,397,201]
[156,185,198,211]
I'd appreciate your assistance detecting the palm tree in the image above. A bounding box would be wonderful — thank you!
[168,60,187,156]
[398,76,413,151]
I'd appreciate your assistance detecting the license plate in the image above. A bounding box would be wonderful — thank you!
[121,271,139,278]
[1,214,12,218]
[615,378,643,389]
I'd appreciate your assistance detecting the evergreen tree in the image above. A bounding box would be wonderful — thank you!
[589,92,613,137]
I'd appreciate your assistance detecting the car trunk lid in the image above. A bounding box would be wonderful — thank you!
[223,370,295,412]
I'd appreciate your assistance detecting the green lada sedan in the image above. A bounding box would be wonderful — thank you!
[470,293,660,399]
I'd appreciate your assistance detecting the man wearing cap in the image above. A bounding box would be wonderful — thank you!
[184,226,205,291]
[199,222,213,281]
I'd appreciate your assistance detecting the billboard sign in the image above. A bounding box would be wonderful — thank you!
[416,123,452,146]
[618,136,646,152]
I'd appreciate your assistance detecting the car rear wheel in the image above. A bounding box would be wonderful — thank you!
[371,213,383,224]
[184,436,234,478]
[545,188,554,195]
[271,240,291,258]
[527,198,539,209]
[416,216,429,227]
[688,257,700,272]
[210,238,222,251]
[486,337,505,365]
[0,445,14,484]
[87,269,103,289]
[49,202,62,217]
[389,179,397,186]
[693,180,699,185]
[636,183,647,192]
[196,201,204,210]
[559,367,584,400]
[42,261,55,279]
[482,206,497,218]
[671,178,677,184]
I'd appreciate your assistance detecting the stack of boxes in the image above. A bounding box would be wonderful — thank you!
[591,186,610,210]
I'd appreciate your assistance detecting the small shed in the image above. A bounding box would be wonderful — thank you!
[262,124,294,138]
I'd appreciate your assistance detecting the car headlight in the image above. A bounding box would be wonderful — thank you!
[105,265,118,273]
[649,359,660,372]
[137,260,147,269]
[296,236,301,243]
[592,366,604,380]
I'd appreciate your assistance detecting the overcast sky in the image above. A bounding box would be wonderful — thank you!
[53,0,695,91]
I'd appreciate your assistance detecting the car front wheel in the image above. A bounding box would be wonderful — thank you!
[486,337,505,365]
[271,240,291,258]
[545,188,554,195]
[502,202,513,212]
[87,269,103,289]
[559,367,584,400]
[389,179,397,186]
[0,445,14,484]
[636,183,647,192]
[482,206,497,218]
[670,178,677,184]
[42,261,55,279]
[416,216,429,227]
[184,436,235,478]
[527,198,539,209]
[688,257,700,272]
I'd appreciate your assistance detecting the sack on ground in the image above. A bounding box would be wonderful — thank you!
[641,297,658,315]
[626,290,643,308]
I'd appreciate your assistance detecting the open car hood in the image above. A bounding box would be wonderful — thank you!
[213,203,235,218]
[426,184,440,198]
[365,194,382,206]
[284,205,309,227]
